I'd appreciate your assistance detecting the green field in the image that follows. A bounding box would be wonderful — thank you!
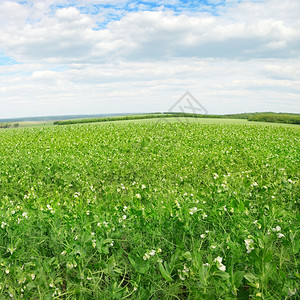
[0,119,299,299]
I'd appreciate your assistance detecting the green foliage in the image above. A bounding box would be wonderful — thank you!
[0,123,10,129]
[248,113,300,124]
[0,121,299,299]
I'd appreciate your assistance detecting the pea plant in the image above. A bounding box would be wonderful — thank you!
[0,121,299,299]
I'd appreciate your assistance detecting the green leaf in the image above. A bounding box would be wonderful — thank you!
[233,271,245,288]
[158,261,173,282]
[213,270,230,280]
[182,251,192,261]
[137,262,149,274]
[264,250,273,262]
[103,238,113,245]
[26,281,36,290]
[238,201,245,212]
[257,238,264,249]
[244,273,259,288]
[128,255,136,269]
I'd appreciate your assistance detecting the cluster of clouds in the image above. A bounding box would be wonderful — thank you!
[0,0,299,118]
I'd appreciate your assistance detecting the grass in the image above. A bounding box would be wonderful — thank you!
[0,120,299,299]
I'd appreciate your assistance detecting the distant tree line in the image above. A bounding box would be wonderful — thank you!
[53,113,227,125]
[248,113,300,124]
[0,123,19,129]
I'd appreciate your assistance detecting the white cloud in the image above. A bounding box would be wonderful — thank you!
[1,1,299,64]
[0,0,299,118]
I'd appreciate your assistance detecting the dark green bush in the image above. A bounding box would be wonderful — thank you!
[248,113,300,124]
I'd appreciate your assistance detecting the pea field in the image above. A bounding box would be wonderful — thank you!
[0,119,299,299]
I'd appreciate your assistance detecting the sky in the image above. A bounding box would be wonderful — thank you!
[0,0,299,118]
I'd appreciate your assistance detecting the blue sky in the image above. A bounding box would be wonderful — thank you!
[0,53,18,66]
[0,0,299,118]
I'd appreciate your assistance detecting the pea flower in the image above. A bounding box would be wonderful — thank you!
[189,207,198,215]
[244,238,254,253]
[214,256,226,271]
[272,226,281,232]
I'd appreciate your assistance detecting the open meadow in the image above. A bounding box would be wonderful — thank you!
[0,118,299,299]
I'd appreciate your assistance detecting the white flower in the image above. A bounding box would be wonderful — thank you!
[272,225,281,232]
[143,253,150,260]
[214,256,226,271]
[122,215,127,220]
[7,246,16,255]
[178,270,185,281]
[1,222,7,229]
[219,264,226,272]
[182,265,189,274]
[136,194,141,199]
[277,233,285,238]
[66,263,74,269]
[202,213,208,219]
[244,239,254,253]
[143,249,156,260]
[141,185,146,189]
[189,207,198,215]
[18,277,26,285]
[200,234,205,239]
[214,256,222,264]
[61,250,67,256]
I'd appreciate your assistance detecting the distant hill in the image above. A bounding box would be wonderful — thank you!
[1,112,299,125]
[0,113,140,123]
[53,112,300,126]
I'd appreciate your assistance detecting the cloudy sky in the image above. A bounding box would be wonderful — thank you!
[0,0,299,118]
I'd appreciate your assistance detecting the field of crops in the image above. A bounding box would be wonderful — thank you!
[0,120,299,299]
